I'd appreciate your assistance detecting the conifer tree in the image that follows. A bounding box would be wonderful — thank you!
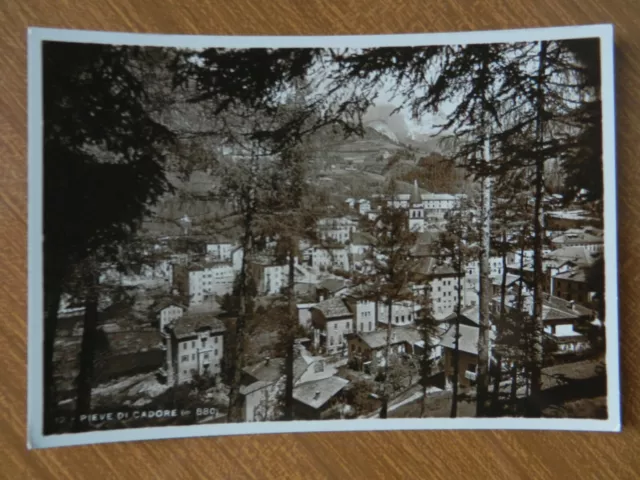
[436,196,478,417]
[351,183,419,418]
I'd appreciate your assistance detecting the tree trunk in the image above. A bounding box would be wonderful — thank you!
[528,40,549,418]
[490,231,509,415]
[227,213,255,422]
[73,264,100,432]
[450,262,463,418]
[379,299,393,419]
[43,280,63,435]
[490,355,502,417]
[420,384,428,418]
[511,228,528,414]
[476,134,492,417]
[283,248,297,421]
[510,362,519,415]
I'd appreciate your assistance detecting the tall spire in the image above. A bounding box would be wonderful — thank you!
[410,179,422,205]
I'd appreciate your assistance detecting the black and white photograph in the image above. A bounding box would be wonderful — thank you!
[27,24,619,448]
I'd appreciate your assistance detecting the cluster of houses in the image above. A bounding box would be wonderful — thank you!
[96,179,605,421]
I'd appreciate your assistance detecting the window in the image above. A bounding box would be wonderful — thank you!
[215,349,218,356]
[345,321,349,330]
[214,336,218,344]
[401,315,405,322]
[192,354,196,361]
[467,363,476,372]
[204,353,209,360]
[192,341,196,348]
[181,355,188,362]
[368,322,372,330]
[334,323,338,329]
[360,322,363,331]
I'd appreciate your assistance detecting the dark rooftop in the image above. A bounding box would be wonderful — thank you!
[151,297,187,314]
[173,312,226,339]
[312,296,352,319]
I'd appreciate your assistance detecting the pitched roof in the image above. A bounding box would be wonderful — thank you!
[416,231,439,245]
[355,326,422,350]
[490,273,522,287]
[173,313,226,339]
[443,306,481,326]
[151,297,187,314]
[553,269,588,283]
[187,260,233,272]
[293,376,350,409]
[413,256,458,277]
[547,246,601,268]
[318,278,347,293]
[350,231,376,246]
[243,358,285,384]
[551,231,603,245]
[542,293,593,319]
[312,296,352,319]
[293,282,317,303]
[239,380,273,396]
[439,323,495,355]
[243,356,310,386]
[499,293,594,321]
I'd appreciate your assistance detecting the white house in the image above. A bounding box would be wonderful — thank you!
[306,245,350,271]
[376,300,420,327]
[317,216,358,244]
[152,299,186,331]
[464,255,515,307]
[342,294,377,334]
[162,313,226,386]
[310,297,354,355]
[386,189,459,227]
[414,258,464,319]
[173,261,236,306]
[206,241,235,261]
[422,193,458,221]
[240,347,347,422]
[465,255,511,279]
[430,273,464,318]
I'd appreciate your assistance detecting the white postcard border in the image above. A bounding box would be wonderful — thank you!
[27,23,620,449]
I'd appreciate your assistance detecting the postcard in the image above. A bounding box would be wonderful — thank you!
[27,24,619,449]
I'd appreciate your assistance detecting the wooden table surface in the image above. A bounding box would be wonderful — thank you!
[1,0,639,478]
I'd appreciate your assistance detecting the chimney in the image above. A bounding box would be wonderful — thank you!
[568,300,576,311]
[265,356,270,365]
[314,391,321,400]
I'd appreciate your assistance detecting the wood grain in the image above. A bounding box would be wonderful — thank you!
[1,0,639,478]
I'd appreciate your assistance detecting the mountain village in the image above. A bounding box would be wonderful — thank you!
[53,164,605,425]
